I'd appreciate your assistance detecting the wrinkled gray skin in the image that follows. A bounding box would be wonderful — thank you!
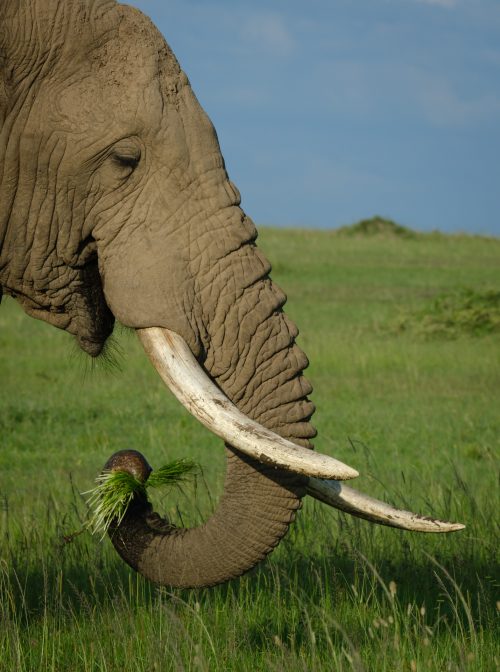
[0,0,316,587]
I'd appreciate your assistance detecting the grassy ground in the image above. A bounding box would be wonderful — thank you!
[0,228,498,671]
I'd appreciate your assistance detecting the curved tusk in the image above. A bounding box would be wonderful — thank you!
[307,478,465,533]
[137,327,359,481]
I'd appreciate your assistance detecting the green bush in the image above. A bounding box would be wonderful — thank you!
[392,288,500,339]
[335,216,417,239]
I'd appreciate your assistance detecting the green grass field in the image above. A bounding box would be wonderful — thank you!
[0,228,499,671]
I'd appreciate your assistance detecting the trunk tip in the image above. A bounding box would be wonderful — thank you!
[103,449,153,483]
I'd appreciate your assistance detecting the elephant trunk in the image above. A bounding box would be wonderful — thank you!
[107,240,318,587]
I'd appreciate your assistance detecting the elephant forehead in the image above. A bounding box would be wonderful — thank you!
[50,8,181,135]
[53,67,162,136]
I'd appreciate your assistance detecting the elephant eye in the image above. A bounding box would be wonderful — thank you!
[112,152,140,170]
[111,142,141,177]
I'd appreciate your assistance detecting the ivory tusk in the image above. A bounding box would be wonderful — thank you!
[307,478,465,533]
[137,327,359,481]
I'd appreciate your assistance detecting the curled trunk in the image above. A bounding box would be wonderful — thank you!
[109,448,306,587]
[108,240,316,587]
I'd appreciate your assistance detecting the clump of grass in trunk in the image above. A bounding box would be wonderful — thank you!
[391,288,500,339]
[84,458,198,539]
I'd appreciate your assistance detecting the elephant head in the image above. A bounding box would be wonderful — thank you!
[0,0,463,588]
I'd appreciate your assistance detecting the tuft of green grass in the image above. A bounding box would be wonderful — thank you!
[392,288,500,339]
[84,470,147,539]
[84,459,198,539]
[147,458,198,489]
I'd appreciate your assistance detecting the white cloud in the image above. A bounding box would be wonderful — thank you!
[242,12,295,57]
[314,58,500,129]
[412,70,500,126]
[413,0,458,7]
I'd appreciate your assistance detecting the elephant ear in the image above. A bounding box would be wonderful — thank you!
[0,66,7,127]
[0,3,13,125]
[0,0,56,106]
[0,0,117,125]
[0,0,31,123]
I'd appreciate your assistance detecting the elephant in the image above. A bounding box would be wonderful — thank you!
[0,0,463,589]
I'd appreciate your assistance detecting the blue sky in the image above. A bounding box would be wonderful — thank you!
[129,0,500,235]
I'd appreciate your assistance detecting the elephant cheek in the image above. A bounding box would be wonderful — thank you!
[98,242,202,358]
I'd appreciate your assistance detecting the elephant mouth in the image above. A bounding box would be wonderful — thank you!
[75,258,115,357]
[78,333,111,357]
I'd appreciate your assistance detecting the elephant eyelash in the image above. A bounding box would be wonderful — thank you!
[112,152,140,170]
